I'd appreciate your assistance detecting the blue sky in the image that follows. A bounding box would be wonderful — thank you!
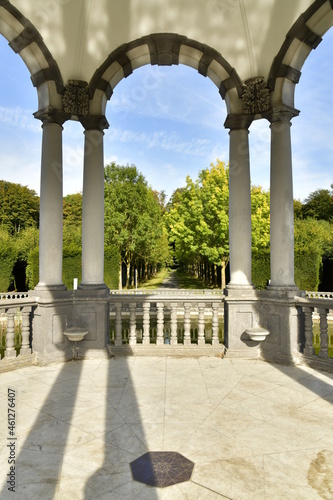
[0,29,332,202]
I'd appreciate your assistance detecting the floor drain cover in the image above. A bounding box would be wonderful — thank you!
[130,451,194,488]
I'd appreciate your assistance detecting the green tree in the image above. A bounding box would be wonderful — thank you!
[293,199,303,219]
[302,187,333,221]
[63,193,82,227]
[294,218,333,256]
[0,180,39,234]
[165,160,229,288]
[251,186,270,251]
[104,162,170,288]
[198,160,229,288]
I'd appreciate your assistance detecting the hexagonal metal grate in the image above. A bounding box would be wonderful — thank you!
[130,451,194,488]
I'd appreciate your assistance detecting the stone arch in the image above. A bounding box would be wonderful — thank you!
[268,0,333,109]
[0,0,63,110]
[88,33,243,117]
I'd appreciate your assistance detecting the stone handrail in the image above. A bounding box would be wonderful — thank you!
[305,291,333,299]
[110,289,224,296]
[0,292,29,300]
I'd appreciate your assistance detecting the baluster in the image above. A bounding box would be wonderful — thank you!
[212,302,220,345]
[183,303,191,345]
[5,310,16,358]
[143,302,150,345]
[115,302,123,346]
[170,302,178,345]
[129,302,137,345]
[318,307,329,359]
[20,307,32,355]
[303,306,314,357]
[197,303,205,345]
[156,302,164,345]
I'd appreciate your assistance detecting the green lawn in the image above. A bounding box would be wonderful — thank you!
[138,268,172,289]
[174,268,220,289]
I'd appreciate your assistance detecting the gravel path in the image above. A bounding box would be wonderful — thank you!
[159,269,180,288]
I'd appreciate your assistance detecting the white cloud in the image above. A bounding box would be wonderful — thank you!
[0,106,40,133]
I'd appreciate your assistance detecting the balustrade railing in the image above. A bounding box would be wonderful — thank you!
[109,291,224,347]
[0,296,36,361]
[296,296,333,367]
[4,288,333,368]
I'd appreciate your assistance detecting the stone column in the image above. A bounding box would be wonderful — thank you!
[79,116,109,289]
[34,108,66,290]
[269,106,299,289]
[225,115,253,288]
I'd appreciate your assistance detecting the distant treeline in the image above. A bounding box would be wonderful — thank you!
[0,166,333,292]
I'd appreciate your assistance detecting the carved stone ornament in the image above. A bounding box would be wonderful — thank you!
[63,80,89,116]
[242,77,270,115]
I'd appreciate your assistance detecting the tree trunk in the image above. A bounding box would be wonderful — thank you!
[221,260,226,290]
[126,262,130,288]
[118,261,122,290]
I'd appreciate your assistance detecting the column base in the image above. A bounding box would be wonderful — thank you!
[78,282,109,291]
[266,283,298,292]
[226,283,255,291]
[35,283,67,292]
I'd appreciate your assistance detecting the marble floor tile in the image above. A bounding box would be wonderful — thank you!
[192,455,266,499]
[1,357,333,499]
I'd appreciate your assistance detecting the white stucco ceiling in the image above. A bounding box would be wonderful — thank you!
[9,0,317,84]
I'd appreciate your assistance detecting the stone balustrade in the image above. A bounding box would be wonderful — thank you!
[0,296,36,364]
[296,296,333,370]
[109,291,224,347]
[2,289,333,370]
[306,291,333,299]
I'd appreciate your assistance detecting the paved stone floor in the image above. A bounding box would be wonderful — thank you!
[0,356,333,499]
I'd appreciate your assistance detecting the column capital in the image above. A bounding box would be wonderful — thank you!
[34,106,69,126]
[268,104,300,124]
[80,114,109,131]
[224,114,253,131]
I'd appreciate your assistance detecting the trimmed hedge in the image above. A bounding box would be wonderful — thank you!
[63,254,81,289]
[0,236,17,292]
[26,247,39,289]
[26,246,120,290]
[252,248,322,291]
[294,249,321,291]
[252,250,270,289]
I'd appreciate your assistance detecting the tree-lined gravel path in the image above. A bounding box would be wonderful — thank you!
[159,269,180,288]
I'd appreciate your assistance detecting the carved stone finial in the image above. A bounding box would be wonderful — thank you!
[63,80,89,116]
[242,77,270,115]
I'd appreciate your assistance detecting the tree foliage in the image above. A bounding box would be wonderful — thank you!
[301,187,333,221]
[165,160,271,287]
[63,193,82,227]
[251,186,270,251]
[0,180,39,234]
[165,160,229,284]
[104,162,171,288]
[0,228,17,292]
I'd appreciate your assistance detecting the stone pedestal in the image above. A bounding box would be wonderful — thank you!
[259,288,304,365]
[30,289,73,364]
[224,287,303,364]
[30,288,110,364]
[223,288,261,358]
[71,288,110,354]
